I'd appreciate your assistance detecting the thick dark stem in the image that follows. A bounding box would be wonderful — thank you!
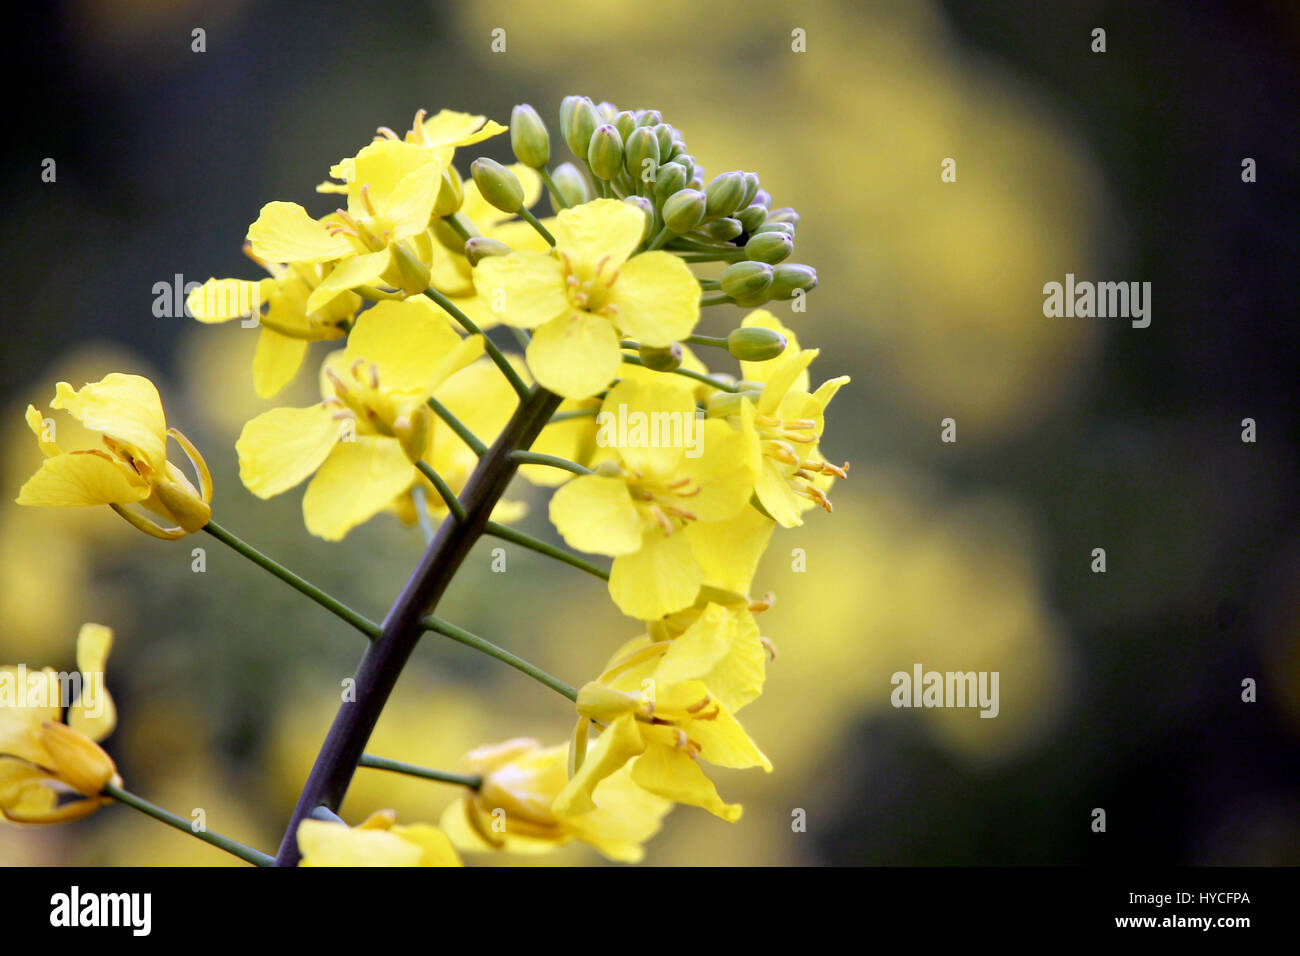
[273,385,561,865]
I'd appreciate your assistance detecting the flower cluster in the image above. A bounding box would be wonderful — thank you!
[11,97,848,866]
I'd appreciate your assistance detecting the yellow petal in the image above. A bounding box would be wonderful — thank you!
[389,823,463,866]
[304,249,392,315]
[39,721,117,796]
[753,459,804,528]
[609,531,702,620]
[302,436,416,541]
[740,309,804,387]
[51,373,168,473]
[551,199,644,269]
[297,819,423,867]
[344,300,484,396]
[247,201,354,263]
[16,452,150,508]
[596,378,693,476]
[608,251,700,346]
[236,405,340,498]
[472,252,569,329]
[674,418,758,522]
[347,140,443,236]
[67,623,115,743]
[630,743,743,821]
[526,311,621,399]
[548,476,642,556]
[24,405,60,456]
[683,506,775,595]
[419,109,506,148]
[0,667,61,763]
[653,603,733,685]
[186,278,273,324]
[553,714,645,817]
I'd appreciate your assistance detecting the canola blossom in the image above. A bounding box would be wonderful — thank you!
[11,95,847,866]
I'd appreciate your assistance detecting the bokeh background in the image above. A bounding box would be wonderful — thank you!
[4,0,1299,865]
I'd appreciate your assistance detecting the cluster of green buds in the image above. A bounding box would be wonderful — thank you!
[497,97,819,311]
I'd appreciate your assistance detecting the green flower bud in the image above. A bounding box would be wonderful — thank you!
[433,216,476,252]
[464,236,512,265]
[754,220,795,237]
[551,162,592,207]
[744,230,793,264]
[726,326,788,361]
[623,196,655,242]
[562,97,600,159]
[675,154,696,178]
[614,111,638,142]
[510,104,550,168]
[720,261,774,301]
[767,207,799,228]
[740,172,761,209]
[754,188,772,208]
[587,124,624,181]
[700,217,742,241]
[636,109,662,126]
[669,140,688,161]
[705,171,746,219]
[654,124,675,158]
[769,264,818,299]
[432,165,464,218]
[737,203,767,233]
[638,342,683,371]
[595,101,619,122]
[624,126,660,183]
[470,157,524,213]
[559,95,579,135]
[653,162,689,202]
[662,188,707,233]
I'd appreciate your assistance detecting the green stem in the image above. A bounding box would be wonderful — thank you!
[539,168,570,210]
[427,395,486,456]
[202,521,380,640]
[422,614,578,701]
[410,484,437,544]
[685,333,729,348]
[415,460,467,522]
[422,286,530,400]
[510,450,592,476]
[103,781,274,867]
[620,354,740,392]
[700,294,732,306]
[547,407,599,423]
[445,214,474,243]
[358,754,481,789]
[517,207,556,246]
[483,520,609,581]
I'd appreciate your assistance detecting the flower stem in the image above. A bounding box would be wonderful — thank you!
[483,519,610,581]
[509,450,592,475]
[102,781,274,867]
[427,395,487,456]
[414,460,467,523]
[202,520,380,641]
[517,206,556,246]
[539,167,570,210]
[273,385,562,866]
[547,407,598,423]
[620,354,740,392]
[359,753,481,790]
[422,614,578,701]
[422,286,530,400]
[409,484,437,544]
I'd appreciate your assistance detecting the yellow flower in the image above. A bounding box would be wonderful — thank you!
[727,310,851,526]
[554,604,771,822]
[440,738,672,863]
[247,139,446,314]
[473,199,700,398]
[0,623,120,824]
[186,250,362,399]
[16,373,213,540]
[236,299,483,540]
[548,378,758,619]
[297,809,461,867]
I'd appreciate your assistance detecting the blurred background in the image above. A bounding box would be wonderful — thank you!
[4,0,1298,865]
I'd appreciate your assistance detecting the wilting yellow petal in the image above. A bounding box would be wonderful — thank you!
[553,714,646,817]
[66,623,115,743]
[16,452,149,508]
[630,743,743,822]
[51,373,168,473]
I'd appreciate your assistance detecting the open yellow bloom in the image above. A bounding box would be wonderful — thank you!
[554,604,771,822]
[0,624,119,824]
[726,310,851,527]
[16,373,213,540]
[186,249,362,398]
[439,738,671,863]
[236,299,483,540]
[473,199,700,398]
[549,378,758,619]
[297,809,461,866]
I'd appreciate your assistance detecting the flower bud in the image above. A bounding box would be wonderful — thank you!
[623,196,654,242]
[393,403,432,463]
[737,203,767,233]
[623,126,660,181]
[470,158,525,213]
[639,342,683,371]
[433,217,473,252]
[464,236,512,265]
[726,326,788,361]
[153,459,212,533]
[769,264,818,299]
[706,389,756,418]
[636,109,663,126]
[745,230,793,264]
[701,217,742,242]
[654,124,676,158]
[754,188,772,209]
[662,189,707,233]
[740,172,761,209]
[754,220,795,237]
[595,101,618,122]
[40,721,117,797]
[767,206,800,228]
[720,261,774,301]
[586,124,623,181]
[705,171,746,219]
[510,104,550,168]
[387,241,432,295]
[551,162,592,207]
[614,111,637,143]
[562,97,600,158]
[432,166,464,218]
[653,162,689,202]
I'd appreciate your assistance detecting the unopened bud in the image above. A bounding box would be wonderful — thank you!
[663,188,707,233]
[393,403,432,463]
[510,104,550,168]
[587,124,624,180]
[754,220,795,237]
[639,342,683,371]
[465,236,512,265]
[769,264,818,299]
[705,171,746,219]
[720,261,774,301]
[726,326,788,361]
[653,162,689,202]
[701,217,742,242]
[737,203,767,233]
[624,126,660,180]
[433,166,464,218]
[562,97,600,158]
[470,158,524,213]
[623,196,654,242]
[740,172,761,210]
[745,230,793,264]
[551,162,592,208]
